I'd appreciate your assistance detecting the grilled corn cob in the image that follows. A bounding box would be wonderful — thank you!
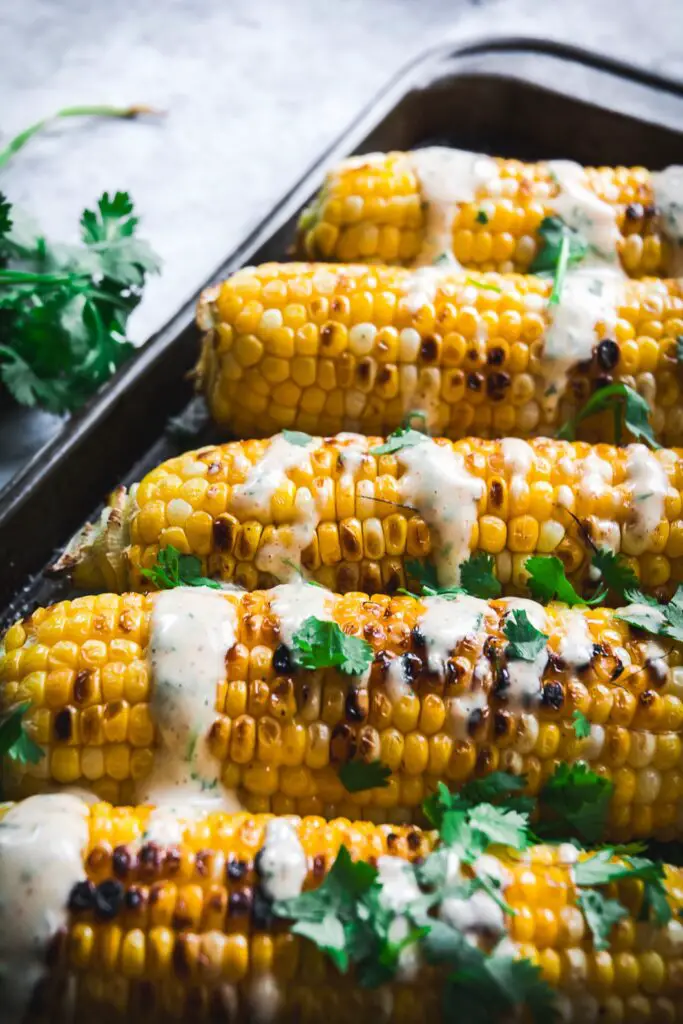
[4,587,683,841]
[296,150,679,276]
[195,262,683,444]
[2,795,683,1023]
[50,435,683,599]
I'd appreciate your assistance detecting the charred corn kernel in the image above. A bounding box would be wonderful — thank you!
[55,436,683,602]
[1,799,679,1022]
[195,262,683,444]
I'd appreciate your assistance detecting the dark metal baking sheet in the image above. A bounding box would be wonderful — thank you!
[3,34,683,624]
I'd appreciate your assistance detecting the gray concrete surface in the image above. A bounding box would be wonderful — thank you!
[2,0,682,345]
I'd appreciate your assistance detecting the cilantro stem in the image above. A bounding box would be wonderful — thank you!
[548,233,570,307]
[465,276,502,293]
[0,105,159,169]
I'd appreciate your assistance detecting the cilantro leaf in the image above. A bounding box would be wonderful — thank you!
[548,231,570,306]
[292,617,373,675]
[504,609,548,661]
[140,545,221,590]
[0,702,44,765]
[459,552,502,599]
[557,383,658,448]
[423,775,532,831]
[291,915,348,971]
[537,763,613,845]
[405,558,439,593]
[591,548,645,603]
[576,888,628,950]
[370,427,428,456]
[574,849,666,889]
[0,194,11,246]
[475,210,488,225]
[642,877,673,927]
[525,555,593,607]
[616,603,666,635]
[571,710,591,739]
[465,276,502,294]
[282,429,315,447]
[339,760,391,793]
[466,804,531,852]
[529,215,588,274]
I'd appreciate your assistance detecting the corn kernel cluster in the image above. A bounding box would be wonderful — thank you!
[196,262,683,443]
[297,155,669,276]
[4,590,683,842]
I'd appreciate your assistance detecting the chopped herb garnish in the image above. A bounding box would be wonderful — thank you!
[590,548,644,603]
[571,709,591,739]
[525,554,597,607]
[465,276,502,293]
[370,427,429,456]
[459,552,502,599]
[548,232,570,307]
[617,586,683,643]
[339,760,391,793]
[292,617,373,675]
[503,609,548,661]
[141,545,221,590]
[0,190,160,413]
[475,209,489,225]
[557,382,659,449]
[536,763,612,845]
[0,702,44,766]
[576,888,628,950]
[529,215,588,274]
[402,409,430,433]
[282,429,315,447]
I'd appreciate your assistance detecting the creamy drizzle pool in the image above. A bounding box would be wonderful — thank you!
[542,267,622,415]
[397,438,485,587]
[140,586,238,806]
[651,165,683,270]
[269,579,334,648]
[403,147,500,265]
[546,159,621,265]
[229,433,322,580]
[0,794,89,1024]
[624,445,668,552]
[499,598,549,707]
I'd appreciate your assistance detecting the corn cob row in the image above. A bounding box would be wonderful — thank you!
[50,435,683,599]
[296,151,676,276]
[3,587,683,841]
[3,796,683,1023]
[195,262,683,444]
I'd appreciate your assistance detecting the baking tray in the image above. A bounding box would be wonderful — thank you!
[3,34,683,625]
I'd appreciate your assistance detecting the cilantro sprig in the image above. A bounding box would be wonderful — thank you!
[404,553,501,600]
[529,215,588,274]
[525,555,598,607]
[140,545,221,590]
[291,617,373,675]
[617,590,683,642]
[504,609,548,661]
[0,189,160,413]
[339,760,391,793]
[571,710,591,739]
[282,429,315,447]
[557,383,658,448]
[0,702,44,766]
[371,427,429,456]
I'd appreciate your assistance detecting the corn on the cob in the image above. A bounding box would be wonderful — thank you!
[4,587,683,841]
[2,795,683,1023]
[296,150,680,277]
[195,262,683,444]
[50,435,683,599]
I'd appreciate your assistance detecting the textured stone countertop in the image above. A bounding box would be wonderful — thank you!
[0,0,682,487]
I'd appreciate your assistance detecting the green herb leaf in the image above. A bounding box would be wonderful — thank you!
[465,804,531,852]
[465,276,502,293]
[504,609,548,661]
[339,760,391,793]
[292,617,373,675]
[475,210,489,225]
[642,877,673,927]
[571,709,591,739]
[140,545,221,590]
[370,427,428,456]
[525,554,592,606]
[0,703,44,765]
[616,586,683,642]
[529,215,588,274]
[557,383,659,449]
[576,888,628,950]
[574,849,666,889]
[405,558,439,593]
[548,232,570,306]
[459,552,502,599]
[282,429,315,447]
[291,915,349,971]
[591,548,646,603]
[537,763,613,845]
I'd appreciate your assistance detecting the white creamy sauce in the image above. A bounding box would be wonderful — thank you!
[447,689,488,741]
[140,587,238,805]
[651,165,683,268]
[230,434,322,580]
[418,595,493,675]
[0,794,89,1024]
[258,819,308,901]
[546,160,620,265]
[583,724,605,761]
[501,438,534,480]
[541,268,622,414]
[385,655,413,704]
[143,806,187,846]
[624,445,668,549]
[376,855,422,912]
[440,889,505,937]
[397,440,485,587]
[500,598,549,707]
[270,580,334,648]
[556,609,593,669]
[402,266,449,313]
[404,147,500,265]
[578,451,617,573]
[336,432,370,482]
